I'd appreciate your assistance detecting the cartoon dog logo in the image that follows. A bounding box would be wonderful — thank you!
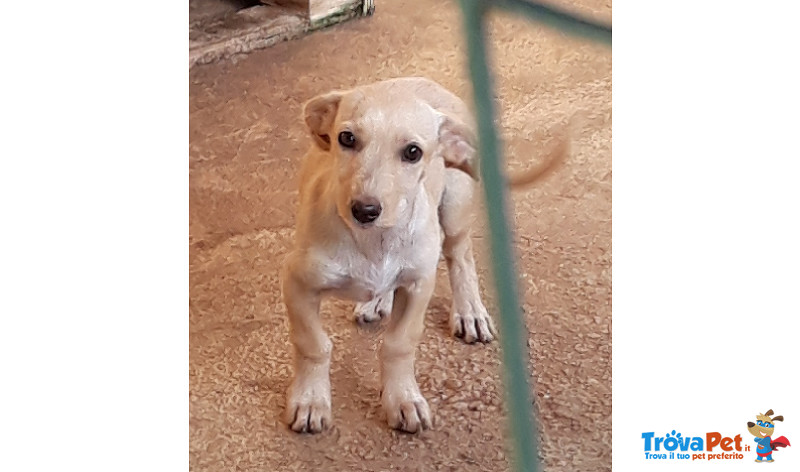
[747,409,791,462]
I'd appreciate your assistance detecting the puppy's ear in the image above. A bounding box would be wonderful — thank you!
[772,415,784,422]
[438,114,479,180]
[765,409,774,416]
[304,92,343,151]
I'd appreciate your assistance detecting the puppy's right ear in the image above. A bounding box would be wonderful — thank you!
[304,92,343,151]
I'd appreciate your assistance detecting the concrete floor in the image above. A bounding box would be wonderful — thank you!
[189,0,611,470]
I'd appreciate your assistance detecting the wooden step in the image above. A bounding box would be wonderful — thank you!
[189,0,374,67]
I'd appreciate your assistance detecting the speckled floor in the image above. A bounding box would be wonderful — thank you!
[189,1,611,470]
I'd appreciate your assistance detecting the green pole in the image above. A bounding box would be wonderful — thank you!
[492,0,612,46]
[457,2,610,470]
[459,1,540,471]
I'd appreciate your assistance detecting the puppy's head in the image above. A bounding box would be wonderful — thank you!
[747,409,783,438]
[304,83,477,229]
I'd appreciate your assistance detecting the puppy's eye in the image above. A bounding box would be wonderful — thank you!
[338,131,356,148]
[402,144,423,163]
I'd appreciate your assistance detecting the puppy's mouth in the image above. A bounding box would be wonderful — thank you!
[353,219,378,228]
[353,218,396,230]
[343,211,388,230]
[760,431,768,437]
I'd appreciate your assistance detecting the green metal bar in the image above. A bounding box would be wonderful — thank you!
[459,1,539,471]
[457,1,611,472]
[490,0,612,45]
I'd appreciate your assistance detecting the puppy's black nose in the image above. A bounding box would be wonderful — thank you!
[351,198,382,224]
[748,422,755,428]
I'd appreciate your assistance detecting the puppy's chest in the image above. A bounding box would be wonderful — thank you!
[320,229,440,301]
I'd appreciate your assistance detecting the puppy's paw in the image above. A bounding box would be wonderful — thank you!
[285,377,331,433]
[451,297,496,343]
[354,292,394,324]
[381,384,432,433]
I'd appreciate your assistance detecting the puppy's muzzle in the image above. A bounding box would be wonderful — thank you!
[351,198,382,225]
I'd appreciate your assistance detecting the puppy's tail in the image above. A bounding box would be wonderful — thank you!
[506,124,570,189]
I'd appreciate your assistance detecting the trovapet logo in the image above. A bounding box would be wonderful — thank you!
[641,431,747,461]
[641,408,792,463]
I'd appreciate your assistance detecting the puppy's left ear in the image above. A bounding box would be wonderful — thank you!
[772,415,784,422]
[304,92,343,151]
[438,114,479,180]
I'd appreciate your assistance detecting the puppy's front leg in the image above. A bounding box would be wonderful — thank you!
[282,260,332,433]
[380,275,435,433]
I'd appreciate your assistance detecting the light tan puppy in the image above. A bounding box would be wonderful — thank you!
[282,77,565,433]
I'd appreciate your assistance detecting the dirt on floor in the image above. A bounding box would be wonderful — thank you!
[189,0,611,470]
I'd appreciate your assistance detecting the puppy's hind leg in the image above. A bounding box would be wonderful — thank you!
[282,256,332,434]
[440,172,497,343]
[354,290,394,324]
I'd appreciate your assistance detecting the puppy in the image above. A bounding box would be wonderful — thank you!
[281,77,565,433]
